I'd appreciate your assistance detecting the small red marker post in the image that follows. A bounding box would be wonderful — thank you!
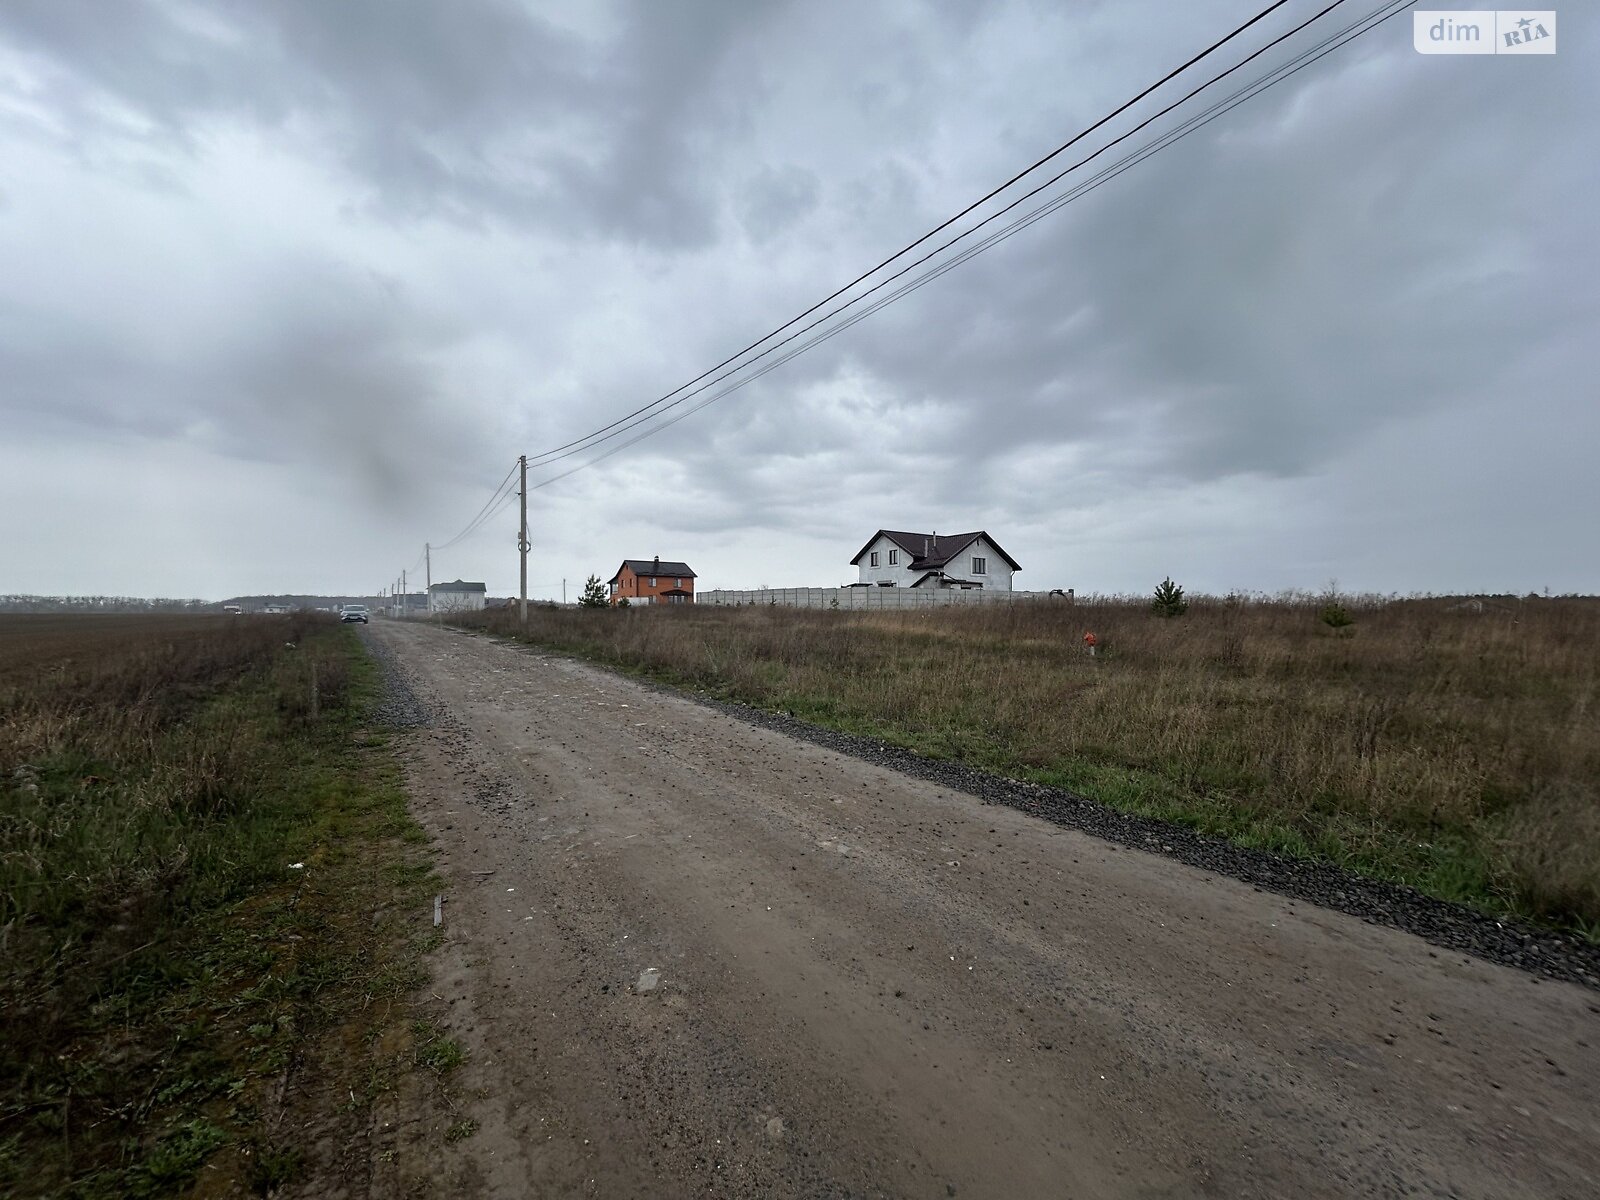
[1083,631,1097,658]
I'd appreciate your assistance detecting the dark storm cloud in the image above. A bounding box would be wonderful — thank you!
[195,261,492,506]
[2,247,493,511]
[0,0,779,245]
[2,0,1594,597]
[781,22,1598,512]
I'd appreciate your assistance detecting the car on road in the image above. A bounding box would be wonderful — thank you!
[339,605,370,624]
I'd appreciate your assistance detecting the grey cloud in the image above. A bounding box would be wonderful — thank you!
[0,0,783,246]
[784,29,1598,507]
[0,300,187,440]
[2,0,1594,597]
[203,267,462,474]
[736,164,821,243]
[3,255,497,515]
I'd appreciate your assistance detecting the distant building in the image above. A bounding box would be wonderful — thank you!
[849,530,1021,591]
[429,580,487,613]
[607,557,696,605]
[390,593,429,618]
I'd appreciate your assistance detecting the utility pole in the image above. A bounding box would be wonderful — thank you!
[425,543,431,617]
[518,454,529,628]
[562,578,566,606]
[401,569,407,619]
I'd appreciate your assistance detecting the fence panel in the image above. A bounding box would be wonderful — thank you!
[699,587,1069,609]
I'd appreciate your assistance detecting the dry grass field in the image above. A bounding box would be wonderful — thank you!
[466,594,1600,933]
[0,614,448,1197]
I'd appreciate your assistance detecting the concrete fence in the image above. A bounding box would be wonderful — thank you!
[698,587,1073,610]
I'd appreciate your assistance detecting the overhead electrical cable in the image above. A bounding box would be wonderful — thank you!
[524,0,1353,476]
[522,0,1414,493]
[418,0,1411,566]
[521,0,1295,469]
[430,457,520,553]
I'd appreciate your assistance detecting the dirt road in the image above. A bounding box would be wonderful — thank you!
[364,620,1599,1199]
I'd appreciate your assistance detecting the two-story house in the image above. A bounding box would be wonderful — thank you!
[849,530,1020,590]
[608,557,697,605]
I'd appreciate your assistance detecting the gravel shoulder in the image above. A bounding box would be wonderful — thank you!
[363,620,1600,1199]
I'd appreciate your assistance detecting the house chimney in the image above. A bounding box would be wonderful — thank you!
[653,555,660,570]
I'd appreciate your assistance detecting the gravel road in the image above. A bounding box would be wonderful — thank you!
[362,620,1600,1199]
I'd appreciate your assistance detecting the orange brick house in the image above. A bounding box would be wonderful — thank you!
[607,556,696,605]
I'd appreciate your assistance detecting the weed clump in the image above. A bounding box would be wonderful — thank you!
[1320,602,1354,631]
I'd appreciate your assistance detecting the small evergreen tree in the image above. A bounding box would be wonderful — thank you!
[577,575,609,608]
[1320,602,1353,630]
[1151,576,1188,618]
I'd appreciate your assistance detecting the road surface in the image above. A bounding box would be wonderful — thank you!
[363,620,1599,1199]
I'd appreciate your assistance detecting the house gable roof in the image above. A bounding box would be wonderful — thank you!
[849,530,1021,572]
[608,559,697,585]
[428,579,486,592]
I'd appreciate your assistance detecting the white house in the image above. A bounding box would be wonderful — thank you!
[849,530,1021,590]
[428,579,487,613]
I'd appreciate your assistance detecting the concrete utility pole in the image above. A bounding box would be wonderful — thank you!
[401,569,407,619]
[425,543,431,616]
[518,454,529,628]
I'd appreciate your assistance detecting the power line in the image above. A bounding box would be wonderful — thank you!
[524,0,1414,493]
[525,0,1356,477]
[431,458,520,552]
[522,0,1295,470]
[403,0,1411,568]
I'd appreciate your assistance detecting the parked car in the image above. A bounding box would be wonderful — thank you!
[340,605,370,624]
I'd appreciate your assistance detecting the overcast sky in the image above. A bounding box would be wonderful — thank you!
[2,1,1594,601]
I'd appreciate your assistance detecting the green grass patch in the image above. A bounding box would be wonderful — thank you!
[0,618,460,1197]
[411,1021,467,1074]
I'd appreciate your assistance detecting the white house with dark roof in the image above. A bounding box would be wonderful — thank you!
[849,530,1020,591]
[428,579,487,613]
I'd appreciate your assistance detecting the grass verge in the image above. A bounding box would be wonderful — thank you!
[456,597,1599,937]
[0,616,457,1197]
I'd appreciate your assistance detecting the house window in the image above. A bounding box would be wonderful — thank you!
[889,550,898,565]
[972,556,987,574]
[649,577,657,587]
[870,552,879,567]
